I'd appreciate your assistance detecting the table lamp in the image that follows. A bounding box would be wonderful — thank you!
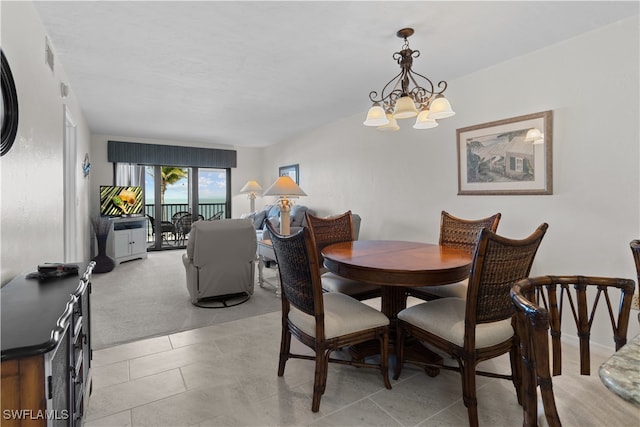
[263,175,307,235]
[240,180,263,213]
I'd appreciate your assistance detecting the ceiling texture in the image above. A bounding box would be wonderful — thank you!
[33,1,638,148]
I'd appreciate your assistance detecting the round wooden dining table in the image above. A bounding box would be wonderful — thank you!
[322,240,473,319]
[322,240,473,366]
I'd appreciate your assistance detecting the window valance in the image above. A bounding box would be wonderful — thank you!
[107,140,237,168]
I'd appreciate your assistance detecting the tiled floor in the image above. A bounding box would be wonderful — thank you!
[84,306,533,427]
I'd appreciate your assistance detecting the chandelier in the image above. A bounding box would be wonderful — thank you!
[364,28,455,131]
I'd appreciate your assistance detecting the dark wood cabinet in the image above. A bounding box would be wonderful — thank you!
[1,263,95,426]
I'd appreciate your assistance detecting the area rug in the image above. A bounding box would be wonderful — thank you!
[90,249,282,349]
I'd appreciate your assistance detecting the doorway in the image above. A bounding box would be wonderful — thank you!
[63,106,77,262]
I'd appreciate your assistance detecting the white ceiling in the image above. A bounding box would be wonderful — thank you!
[33,1,638,148]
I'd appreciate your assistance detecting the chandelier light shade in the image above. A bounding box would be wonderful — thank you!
[378,113,400,132]
[428,95,456,119]
[264,176,307,235]
[393,95,419,119]
[363,103,389,126]
[525,128,545,144]
[365,28,455,131]
[240,180,263,212]
[413,108,439,129]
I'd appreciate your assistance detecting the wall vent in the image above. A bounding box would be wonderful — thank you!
[45,37,54,72]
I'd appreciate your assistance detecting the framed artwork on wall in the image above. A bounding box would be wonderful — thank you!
[279,164,299,184]
[456,111,553,195]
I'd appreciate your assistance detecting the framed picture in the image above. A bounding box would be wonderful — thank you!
[279,164,299,184]
[457,111,553,195]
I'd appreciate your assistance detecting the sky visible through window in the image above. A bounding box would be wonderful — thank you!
[145,167,226,204]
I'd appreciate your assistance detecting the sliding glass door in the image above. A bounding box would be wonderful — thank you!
[144,165,230,250]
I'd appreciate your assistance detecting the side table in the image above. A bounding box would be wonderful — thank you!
[257,239,280,296]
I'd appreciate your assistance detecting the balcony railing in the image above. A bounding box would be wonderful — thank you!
[144,203,227,246]
[144,203,226,221]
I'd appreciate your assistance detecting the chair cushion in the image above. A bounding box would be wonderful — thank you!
[290,205,308,227]
[321,272,380,297]
[289,292,389,339]
[398,298,513,348]
[537,374,639,426]
[415,279,468,299]
[252,210,267,229]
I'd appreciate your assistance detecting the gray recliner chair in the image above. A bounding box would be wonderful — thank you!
[182,219,257,308]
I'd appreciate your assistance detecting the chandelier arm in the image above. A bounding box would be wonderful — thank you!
[368,70,403,104]
[365,28,451,129]
[408,70,436,96]
[435,80,448,94]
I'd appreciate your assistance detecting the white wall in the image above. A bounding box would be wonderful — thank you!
[1,2,92,284]
[263,17,640,345]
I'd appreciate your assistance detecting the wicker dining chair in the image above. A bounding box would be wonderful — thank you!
[266,221,391,413]
[410,210,501,301]
[631,240,640,325]
[510,275,637,427]
[305,211,381,301]
[395,223,548,427]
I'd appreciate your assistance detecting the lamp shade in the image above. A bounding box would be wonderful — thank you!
[428,95,456,119]
[413,108,439,129]
[263,176,307,197]
[240,180,262,194]
[363,104,389,126]
[392,95,418,119]
[377,113,400,132]
[525,128,544,144]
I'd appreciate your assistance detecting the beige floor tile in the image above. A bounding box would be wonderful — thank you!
[85,303,538,426]
[84,410,132,427]
[370,369,463,426]
[92,335,172,367]
[309,398,403,427]
[85,368,185,421]
[130,386,232,426]
[91,359,130,390]
[128,341,223,379]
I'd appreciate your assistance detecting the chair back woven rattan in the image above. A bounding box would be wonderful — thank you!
[439,210,502,255]
[305,211,381,301]
[305,210,355,268]
[396,223,548,427]
[630,240,640,291]
[266,221,391,412]
[268,221,321,316]
[510,275,635,427]
[411,211,501,301]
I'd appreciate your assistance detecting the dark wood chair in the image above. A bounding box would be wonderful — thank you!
[208,211,223,220]
[631,240,640,324]
[146,214,177,244]
[410,210,501,301]
[174,213,204,245]
[305,210,381,301]
[510,275,636,427]
[395,223,548,427]
[265,221,391,413]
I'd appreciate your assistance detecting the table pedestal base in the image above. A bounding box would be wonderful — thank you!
[349,286,442,375]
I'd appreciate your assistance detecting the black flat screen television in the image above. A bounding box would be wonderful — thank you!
[99,186,144,217]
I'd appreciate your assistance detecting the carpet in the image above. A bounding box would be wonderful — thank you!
[90,249,282,349]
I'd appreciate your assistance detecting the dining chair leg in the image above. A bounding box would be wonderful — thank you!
[379,330,392,389]
[312,352,328,412]
[393,323,406,380]
[509,342,523,405]
[278,327,291,377]
[460,358,480,427]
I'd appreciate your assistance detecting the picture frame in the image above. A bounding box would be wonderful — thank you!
[457,111,553,195]
[279,164,299,184]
